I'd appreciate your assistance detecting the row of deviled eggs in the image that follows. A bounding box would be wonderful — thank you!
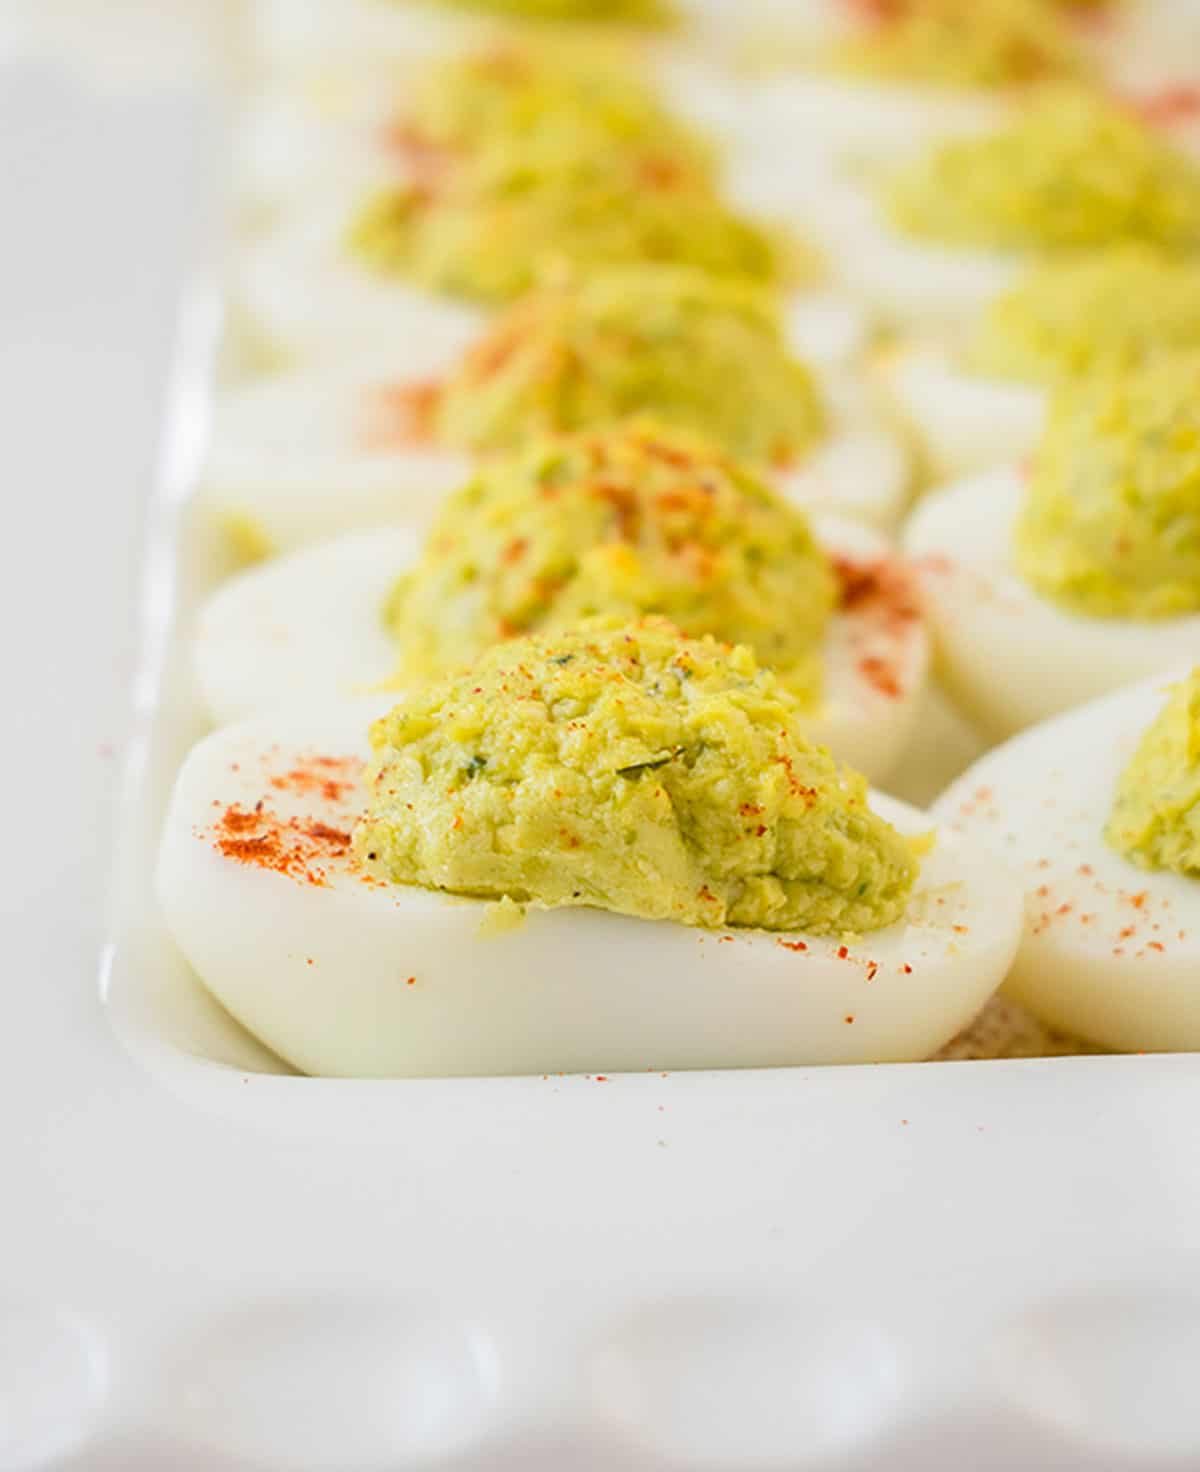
[157,0,1200,1076]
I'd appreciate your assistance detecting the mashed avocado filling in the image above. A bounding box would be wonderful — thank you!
[831,0,1081,88]
[399,43,707,171]
[968,249,1200,384]
[433,265,826,463]
[424,0,674,25]
[1106,670,1200,876]
[886,88,1200,252]
[387,423,837,700]
[1015,357,1200,619]
[350,131,785,302]
[355,619,917,933]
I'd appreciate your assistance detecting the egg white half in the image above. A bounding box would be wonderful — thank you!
[933,668,1200,1053]
[156,698,1021,1077]
[881,340,1045,481]
[192,515,930,781]
[904,465,1200,739]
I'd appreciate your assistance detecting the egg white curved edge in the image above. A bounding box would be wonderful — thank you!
[193,527,420,728]
[156,701,1021,1077]
[932,668,1200,1052]
[882,342,1045,481]
[903,466,1200,738]
[777,368,910,530]
[201,368,473,555]
[192,515,928,784]
[234,201,488,368]
[747,72,1001,167]
[727,151,1018,334]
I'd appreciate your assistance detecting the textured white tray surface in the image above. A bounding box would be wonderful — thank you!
[6,7,1200,1471]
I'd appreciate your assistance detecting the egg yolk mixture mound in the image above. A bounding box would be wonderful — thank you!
[433,265,826,463]
[886,88,1200,252]
[1107,670,1200,876]
[350,131,784,302]
[968,249,1200,384]
[424,0,674,25]
[831,0,1082,88]
[1015,356,1200,619]
[356,619,918,933]
[399,42,706,169]
[386,423,836,700]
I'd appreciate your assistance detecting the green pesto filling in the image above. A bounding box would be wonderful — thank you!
[386,422,836,704]
[1107,670,1200,876]
[1015,356,1200,619]
[830,0,1082,89]
[356,618,918,934]
[348,133,787,303]
[886,87,1200,252]
[968,249,1200,384]
[433,264,826,464]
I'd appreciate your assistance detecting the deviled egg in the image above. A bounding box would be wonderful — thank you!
[755,85,1200,333]
[935,667,1200,1052]
[240,34,709,222]
[195,422,929,781]
[738,0,1083,175]
[159,619,1020,1077]
[904,355,1200,737]
[884,248,1200,479]
[205,264,902,555]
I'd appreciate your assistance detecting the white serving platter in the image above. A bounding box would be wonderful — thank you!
[8,8,1200,1471]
